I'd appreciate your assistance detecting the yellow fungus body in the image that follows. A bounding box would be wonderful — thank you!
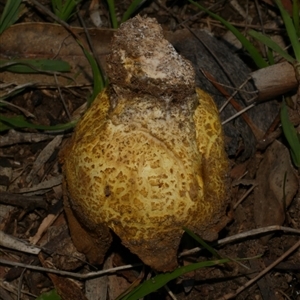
[62,16,229,272]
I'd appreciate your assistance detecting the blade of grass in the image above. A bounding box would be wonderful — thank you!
[0,0,22,34]
[0,115,77,131]
[106,0,118,28]
[52,0,81,22]
[0,59,71,73]
[248,30,295,63]
[121,258,231,300]
[36,289,61,300]
[0,121,13,131]
[266,48,275,65]
[121,0,146,23]
[63,0,80,20]
[280,100,300,168]
[188,0,268,69]
[274,0,300,62]
[292,0,299,37]
[183,227,222,259]
[52,0,62,16]
[77,41,106,105]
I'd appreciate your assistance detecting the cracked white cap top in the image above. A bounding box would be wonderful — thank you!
[106,15,196,102]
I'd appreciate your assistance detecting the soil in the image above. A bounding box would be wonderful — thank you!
[0,0,299,300]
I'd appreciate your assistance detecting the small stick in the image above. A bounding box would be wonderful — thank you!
[179,225,300,257]
[0,259,141,280]
[218,239,300,299]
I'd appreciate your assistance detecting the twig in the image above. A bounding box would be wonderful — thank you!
[29,206,63,245]
[0,100,35,118]
[16,176,62,194]
[216,77,256,112]
[0,259,142,280]
[0,192,47,210]
[233,184,256,209]
[54,74,71,120]
[0,231,41,255]
[179,226,300,257]
[222,103,256,125]
[164,284,177,300]
[17,266,27,300]
[218,239,300,299]
[26,135,63,183]
[201,70,262,140]
[229,0,252,23]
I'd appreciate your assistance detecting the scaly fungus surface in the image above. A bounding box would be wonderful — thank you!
[62,15,229,272]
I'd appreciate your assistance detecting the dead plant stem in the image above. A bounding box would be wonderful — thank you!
[218,239,300,299]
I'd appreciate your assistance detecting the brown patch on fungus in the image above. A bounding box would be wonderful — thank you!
[106,15,196,103]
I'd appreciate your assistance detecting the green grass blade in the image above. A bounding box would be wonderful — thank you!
[183,227,222,259]
[64,0,78,17]
[0,59,71,73]
[280,100,300,167]
[61,0,81,21]
[52,0,62,17]
[248,30,295,63]
[292,0,299,37]
[106,0,118,28]
[121,0,145,23]
[36,289,61,300]
[188,0,268,68]
[0,121,13,131]
[266,48,275,65]
[77,40,106,105]
[51,0,81,22]
[0,0,22,34]
[0,115,77,131]
[121,259,230,300]
[274,0,300,62]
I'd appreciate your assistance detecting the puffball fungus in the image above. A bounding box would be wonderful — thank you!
[62,15,229,272]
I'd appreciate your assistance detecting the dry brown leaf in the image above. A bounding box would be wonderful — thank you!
[0,23,114,88]
[254,140,299,232]
[85,276,108,300]
[107,254,132,300]
[47,225,86,271]
[85,255,111,300]
[39,253,88,300]
[26,135,63,184]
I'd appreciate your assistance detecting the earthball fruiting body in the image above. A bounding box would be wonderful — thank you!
[62,16,229,272]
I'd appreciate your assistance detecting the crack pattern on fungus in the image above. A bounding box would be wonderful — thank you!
[62,15,229,272]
